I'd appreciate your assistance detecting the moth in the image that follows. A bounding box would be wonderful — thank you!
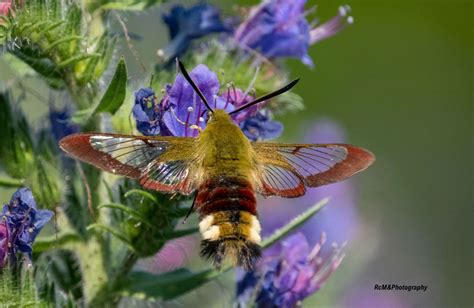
[60,60,375,270]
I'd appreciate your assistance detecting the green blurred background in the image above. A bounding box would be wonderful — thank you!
[284,0,472,306]
[1,0,471,306]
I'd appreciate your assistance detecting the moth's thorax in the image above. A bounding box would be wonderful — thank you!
[197,110,254,178]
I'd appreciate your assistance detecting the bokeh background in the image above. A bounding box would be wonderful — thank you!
[0,0,471,307]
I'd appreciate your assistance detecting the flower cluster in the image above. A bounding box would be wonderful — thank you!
[133,64,282,140]
[234,0,353,67]
[158,3,230,62]
[0,188,53,268]
[236,232,345,307]
[160,1,353,68]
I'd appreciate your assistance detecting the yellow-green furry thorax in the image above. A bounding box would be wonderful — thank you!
[197,109,254,178]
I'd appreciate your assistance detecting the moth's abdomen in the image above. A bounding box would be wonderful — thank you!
[196,176,261,270]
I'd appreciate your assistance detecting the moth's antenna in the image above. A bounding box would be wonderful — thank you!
[228,79,300,115]
[177,59,214,113]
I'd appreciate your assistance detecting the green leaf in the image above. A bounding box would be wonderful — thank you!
[8,46,63,86]
[57,53,101,68]
[87,223,135,250]
[98,203,153,227]
[44,35,82,52]
[70,108,94,124]
[93,57,127,115]
[0,175,24,187]
[40,20,66,36]
[163,227,199,240]
[33,232,82,253]
[79,34,114,85]
[119,198,330,300]
[98,0,165,11]
[119,268,221,300]
[124,189,157,203]
[63,4,82,38]
[0,92,35,178]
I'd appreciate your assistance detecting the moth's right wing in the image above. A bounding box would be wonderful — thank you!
[252,142,375,198]
[59,133,200,195]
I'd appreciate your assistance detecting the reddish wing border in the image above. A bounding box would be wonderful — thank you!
[259,164,306,198]
[252,142,375,198]
[304,144,375,186]
[59,133,198,194]
[60,133,142,178]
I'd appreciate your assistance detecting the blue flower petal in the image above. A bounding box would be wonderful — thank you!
[234,0,313,66]
[160,3,229,61]
[13,188,36,210]
[164,64,220,137]
[240,110,283,141]
[132,88,163,136]
[1,188,53,267]
[34,210,54,231]
[17,232,32,253]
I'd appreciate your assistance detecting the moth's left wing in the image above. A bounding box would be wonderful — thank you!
[59,133,200,195]
[252,142,375,198]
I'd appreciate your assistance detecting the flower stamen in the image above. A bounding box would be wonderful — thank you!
[184,106,194,137]
[310,5,354,45]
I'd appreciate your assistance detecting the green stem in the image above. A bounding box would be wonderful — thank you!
[0,176,24,187]
[75,236,110,306]
[92,251,139,307]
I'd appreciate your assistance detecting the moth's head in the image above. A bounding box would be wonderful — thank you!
[207,109,232,124]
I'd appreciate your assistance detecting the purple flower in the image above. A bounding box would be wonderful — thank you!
[221,87,260,124]
[239,109,283,141]
[236,232,344,307]
[1,188,53,266]
[158,3,230,62]
[0,221,8,267]
[234,1,354,67]
[133,64,281,141]
[258,119,359,250]
[309,6,354,45]
[49,108,80,143]
[162,64,233,137]
[132,88,163,136]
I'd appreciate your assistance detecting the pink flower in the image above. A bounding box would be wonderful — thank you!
[141,236,196,274]
[0,220,8,267]
[0,1,12,17]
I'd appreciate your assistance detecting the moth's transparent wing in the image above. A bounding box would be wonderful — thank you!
[252,142,375,198]
[60,133,199,194]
